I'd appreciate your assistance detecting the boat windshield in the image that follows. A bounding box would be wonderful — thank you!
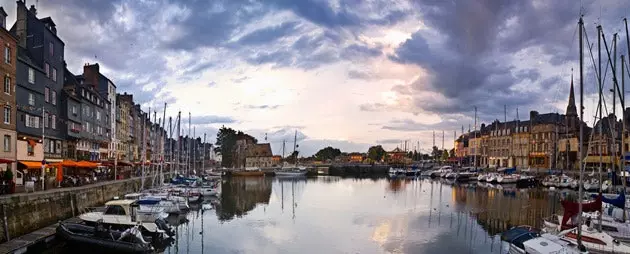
[103,205,127,215]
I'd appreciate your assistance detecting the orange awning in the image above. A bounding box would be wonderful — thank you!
[50,160,78,167]
[19,161,42,169]
[76,161,99,168]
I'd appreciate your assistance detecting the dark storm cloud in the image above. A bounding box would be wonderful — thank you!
[383,0,626,123]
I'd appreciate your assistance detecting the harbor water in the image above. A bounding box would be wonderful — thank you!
[54,177,567,254]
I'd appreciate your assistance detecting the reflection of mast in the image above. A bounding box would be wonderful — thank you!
[291,180,295,221]
[428,182,434,228]
[281,180,284,212]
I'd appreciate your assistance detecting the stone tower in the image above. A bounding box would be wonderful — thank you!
[566,76,578,132]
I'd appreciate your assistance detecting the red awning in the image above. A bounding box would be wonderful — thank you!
[0,159,14,164]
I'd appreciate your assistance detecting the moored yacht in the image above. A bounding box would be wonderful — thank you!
[497,174,520,184]
[79,200,173,239]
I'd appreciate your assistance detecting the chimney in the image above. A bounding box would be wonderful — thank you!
[28,5,36,16]
[0,7,7,29]
[529,111,539,123]
[15,0,27,48]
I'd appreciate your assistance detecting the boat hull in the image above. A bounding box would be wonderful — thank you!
[232,171,265,176]
[56,223,153,253]
[275,171,307,177]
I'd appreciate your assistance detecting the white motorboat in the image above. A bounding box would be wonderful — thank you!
[542,175,560,187]
[502,226,586,254]
[144,190,190,211]
[558,175,573,188]
[570,179,579,189]
[497,174,520,184]
[456,172,476,181]
[440,168,453,178]
[583,178,600,191]
[276,168,308,177]
[486,173,499,183]
[79,200,173,238]
[557,225,630,253]
[477,173,487,182]
[445,172,458,179]
[123,193,180,214]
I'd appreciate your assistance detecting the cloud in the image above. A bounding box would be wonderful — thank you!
[236,21,300,46]
[232,76,250,83]
[191,115,237,125]
[376,139,404,145]
[244,105,282,110]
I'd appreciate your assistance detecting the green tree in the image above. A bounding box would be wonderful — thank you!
[214,126,257,168]
[441,150,449,161]
[367,145,386,162]
[315,146,341,161]
[431,146,440,159]
[449,148,455,158]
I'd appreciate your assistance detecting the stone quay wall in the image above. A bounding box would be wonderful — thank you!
[0,176,160,243]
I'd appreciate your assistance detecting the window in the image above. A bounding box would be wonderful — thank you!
[51,91,56,105]
[44,87,49,102]
[4,47,11,64]
[44,112,49,128]
[86,122,90,132]
[96,111,101,120]
[51,115,56,129]
[44,63,49,78]
[27,142,34,156]
[3,106,9,125]
[3,47,10,65]
[25,114,39,128]
[3,135,9,152]
[48,139,54,153]
[52,68,57,82]
[72,105,77,115]
[28,68,35,84]
[3,76,9,94]
[49,42,53,57]
[28,93,34,106]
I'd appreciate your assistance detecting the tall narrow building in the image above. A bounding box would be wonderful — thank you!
[11,1,66,182]
[0,7,18,180]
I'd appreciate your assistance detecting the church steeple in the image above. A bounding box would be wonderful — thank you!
[566,72,577,117]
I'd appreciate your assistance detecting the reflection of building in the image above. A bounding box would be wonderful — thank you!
[245,143,272,168]
[215,177,272,221]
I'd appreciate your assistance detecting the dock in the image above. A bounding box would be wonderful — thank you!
[0,223,57,254]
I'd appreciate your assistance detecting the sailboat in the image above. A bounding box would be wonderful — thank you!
[275,130,307,177]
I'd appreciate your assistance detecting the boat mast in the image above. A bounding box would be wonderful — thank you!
[188,112,191,175]
[203,133,206,174]
[597,24,603,233]
[577,17,588,247]
[161,103,166,184]
[176,111,181,175]
[623,17,630,221]
[623,53,627,222]
[293,130,297,166]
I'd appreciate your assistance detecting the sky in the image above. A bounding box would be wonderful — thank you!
[3,0,630,156]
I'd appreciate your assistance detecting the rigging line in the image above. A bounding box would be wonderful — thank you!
[550,23,581,114]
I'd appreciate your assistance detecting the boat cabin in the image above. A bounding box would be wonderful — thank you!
[103,200,140,220]
[123,193,145,200]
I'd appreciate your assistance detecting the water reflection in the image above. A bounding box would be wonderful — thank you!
[215,177,273,221]
[157,177,565,254]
